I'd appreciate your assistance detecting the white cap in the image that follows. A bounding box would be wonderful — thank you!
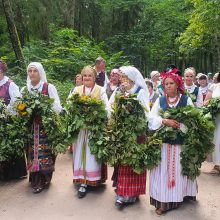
[150,71,160,79]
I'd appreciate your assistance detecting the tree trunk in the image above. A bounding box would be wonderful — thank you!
[2,0,25,69]
[215,35,220,69]
[63,0,76,28]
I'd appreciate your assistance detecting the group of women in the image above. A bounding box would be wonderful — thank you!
[0,59,219,215]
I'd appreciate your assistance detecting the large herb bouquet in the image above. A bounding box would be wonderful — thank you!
[0,100,25,161]
[152,105,215,180]
[65,93,108,157]
[13,88,67,154]
[99,93,161,174]
[201,97,220,120]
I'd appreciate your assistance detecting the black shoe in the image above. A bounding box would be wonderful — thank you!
[115,200,124,210]
[78,185,87,198]
[32,187,44,194]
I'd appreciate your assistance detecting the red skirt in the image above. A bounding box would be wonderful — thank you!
[115,165,147,196]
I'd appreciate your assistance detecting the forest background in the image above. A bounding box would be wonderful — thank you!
[1,0,220,101]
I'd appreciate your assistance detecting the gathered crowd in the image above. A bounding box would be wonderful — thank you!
[0,57,220,215]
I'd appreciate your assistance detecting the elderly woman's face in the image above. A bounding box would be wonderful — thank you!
[110,74,120,85]
[164,77,178,96]
[82,69,95,88]
[184,71,195,86]
[28,67,41,85]
[199,79,208,87]
[120,73,134,91]
[152,74,160,82]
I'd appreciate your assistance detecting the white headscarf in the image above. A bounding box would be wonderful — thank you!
[119,65,150,113]
[27,62,47,90]
[119,66,149,95]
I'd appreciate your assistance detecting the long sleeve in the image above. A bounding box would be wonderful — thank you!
[137,88,150,116]
[48,84,62,114]
[148,98,163,130]
[100,87,111,118]
[103,73,110,90]
[8,82,21,114]
[196,88,204,107]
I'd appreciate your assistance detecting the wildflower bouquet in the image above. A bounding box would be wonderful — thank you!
[13,88,67,154]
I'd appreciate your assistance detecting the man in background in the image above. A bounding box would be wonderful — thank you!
[94,57,109,89]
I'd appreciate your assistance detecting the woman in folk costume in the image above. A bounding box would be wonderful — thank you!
[145,80,159,109]
[25,62,62,193]
[198,74,209,101]
[204,73,220,174]
[184,67,203,107]
[148,72,197,215]
[110,66,150,209]
[71,66,110,198]
[0,59,27,180]
[106,68,121,98]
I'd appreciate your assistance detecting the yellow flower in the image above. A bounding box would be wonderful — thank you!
[20,111,28,116]
[80,95,90,102]
[18,103,26,111]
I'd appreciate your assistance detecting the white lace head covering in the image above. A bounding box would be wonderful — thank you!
[27,62,47,90]
[119,66,149,95]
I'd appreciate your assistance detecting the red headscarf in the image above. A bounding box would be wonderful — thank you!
[162,72,185,95]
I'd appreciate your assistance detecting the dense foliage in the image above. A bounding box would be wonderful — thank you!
[98,93,161,174]
[151,105,215,180]
[201,97,220,120]
[1,0,220,80]
[14,88,68,154]
[0,100,25,161]
[65,93,108,157]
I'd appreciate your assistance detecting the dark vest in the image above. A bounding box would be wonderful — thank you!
[192,86,199,102]
[0,80,12,105]
[95,72,105,87]
[159,95,188,145]
[31,82,49,96]
[41,82,49,96]
[134,86,142,94]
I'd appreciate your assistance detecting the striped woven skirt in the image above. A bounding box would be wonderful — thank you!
[113,165,147,197]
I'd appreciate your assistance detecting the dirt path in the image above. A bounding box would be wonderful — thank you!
[0,154,220,220]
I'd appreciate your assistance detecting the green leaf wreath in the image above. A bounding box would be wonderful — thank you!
[13,88,67,154]
[65,93,108,157]
[151,105,215,180]
[0,100,26,161]
[201,97,220,120]
[98,93,161,174]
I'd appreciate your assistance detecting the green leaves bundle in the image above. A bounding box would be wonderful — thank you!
[201,97,220,120]
[65,93,108,157]
[0,100,25,161]
[152,105,215,180]
[13,89,67,154]
[99,94,160,174]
